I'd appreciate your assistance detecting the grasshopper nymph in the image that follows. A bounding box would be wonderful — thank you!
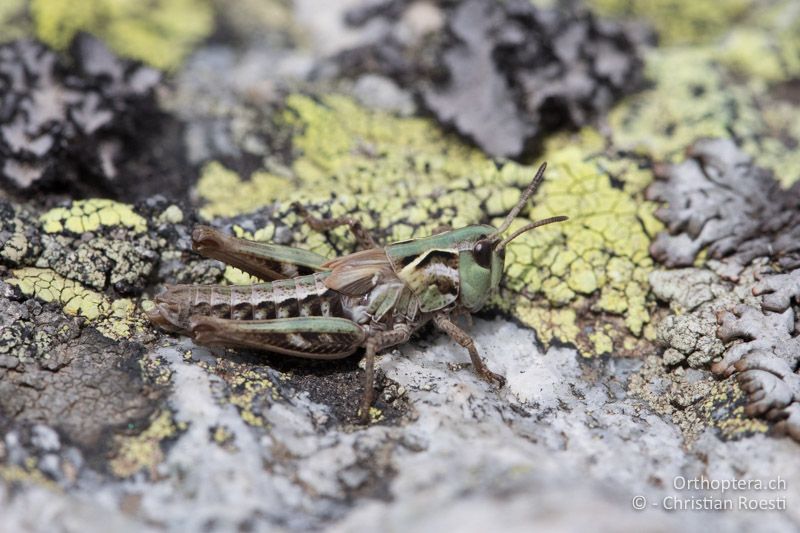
[148,163,567,422]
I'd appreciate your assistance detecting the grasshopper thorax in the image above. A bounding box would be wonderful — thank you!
[386,162,568,314]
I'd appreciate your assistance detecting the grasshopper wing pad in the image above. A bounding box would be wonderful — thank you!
[388,248,460,312]
[190,316,366,359]
[323,248,397,296]
[193,226,329,280]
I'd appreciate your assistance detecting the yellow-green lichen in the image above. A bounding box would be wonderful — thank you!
[0,464,60,492]
[0,0,31,43]
[513,305,580,348]
[715,2,800,82]
[502,144,661,348]
[8,267,146,340]
[367,406,384,423]
[109,410,179,478]
[40,199,147,234]
[283,93,491,203]
[589,327,614,355]
[9,267,109,320]
[140,352,174,387]
[227,368,279,427]
[210,424,237,451]
[608,48,736,160]
[588,0,756,45]
[197,162,295,219]
[31,0,214,70]
[697,380,769,440]
[606,4,800,186]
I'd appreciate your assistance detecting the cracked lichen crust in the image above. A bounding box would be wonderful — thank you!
[333,0,647,158]
[506,143,661,354]
[608,40,800,188]
[30,0,214,70]
[7,268,149,340]
[37,200,158,295]
[647,138,800,279]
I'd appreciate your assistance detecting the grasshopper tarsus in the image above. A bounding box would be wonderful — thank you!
[479,367,507,389]
[150,164,567,419]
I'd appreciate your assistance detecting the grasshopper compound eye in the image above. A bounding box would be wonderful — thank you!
[472,238,493,269]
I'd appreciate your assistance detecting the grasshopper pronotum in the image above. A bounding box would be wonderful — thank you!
[148,163,567,422]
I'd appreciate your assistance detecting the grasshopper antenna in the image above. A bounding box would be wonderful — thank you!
[490,162,568,249]
[491,162,548,239]
[495,216,568,251]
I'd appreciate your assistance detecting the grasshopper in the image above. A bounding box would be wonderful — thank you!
[148,163,567,422]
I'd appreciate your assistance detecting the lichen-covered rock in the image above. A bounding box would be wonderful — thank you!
[648,140,800,442]
[0,36,187,198]
[35,199,159,294]
[4,1,800,530]
[711,304,800,438]
[0,324,167,448]
[0,419,88,489]
[332,0,648,157]
[644,266,770,438]
[0,201,41,266]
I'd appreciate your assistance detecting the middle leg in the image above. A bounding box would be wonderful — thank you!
[359,324,411,423]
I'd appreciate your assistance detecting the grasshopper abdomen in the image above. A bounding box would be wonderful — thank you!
[151,272,343,334]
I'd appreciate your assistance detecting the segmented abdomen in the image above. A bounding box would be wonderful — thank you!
[151,272,343,333]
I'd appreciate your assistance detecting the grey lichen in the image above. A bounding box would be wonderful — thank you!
[333,0,648,157]
[649,139,800,442]
[0,35,189,199]
[658,314,724,368]
[712,303,800,440]
[647,138,800,279]
[650,268,729,368]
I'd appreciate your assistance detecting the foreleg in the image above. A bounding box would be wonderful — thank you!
[433,313,505,387]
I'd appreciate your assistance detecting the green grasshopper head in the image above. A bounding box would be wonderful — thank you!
[386,163,567,313]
